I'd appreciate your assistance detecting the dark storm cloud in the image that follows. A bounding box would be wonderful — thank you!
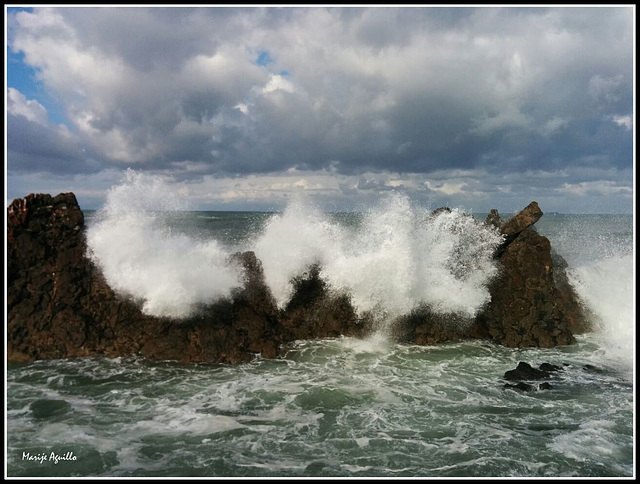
[6,6,633,212]
[7,112,102,175]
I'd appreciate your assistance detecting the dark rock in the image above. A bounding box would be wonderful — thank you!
[539,362,563,373]
[394,305,484,345]
[493,202,543,259]
[6,193,283,364]
[583,364,605,373]
[29,399,72,419]
[477,201,587,348]
[485,209,503,230]
[477,228,578,348]
[501,201,543,238]
[285,264,327,314]
[504,362,551,381]
[398,200,586,349]
[503,363,561,391]
[431,206,452,216]
[503,362,563,387]
[281,264,369,341]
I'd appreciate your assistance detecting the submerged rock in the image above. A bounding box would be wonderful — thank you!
[502,362,563,391]
[7,193,592,363]
[503,382,535,392]
[504,362,559,381]
[502,381,553,392]
[539,362,563,373]
[393,306,484,345]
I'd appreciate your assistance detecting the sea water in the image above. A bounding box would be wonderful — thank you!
[6,173,635,477]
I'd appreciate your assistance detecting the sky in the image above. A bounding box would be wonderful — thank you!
[5,5,635,213]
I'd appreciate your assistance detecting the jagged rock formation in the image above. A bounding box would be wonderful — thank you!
[7,193,592,363]
[395,202,590,348]
[6,193,366,363]
[476,202,591,348]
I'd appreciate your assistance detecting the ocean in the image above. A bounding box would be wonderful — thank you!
[5,177,635,477]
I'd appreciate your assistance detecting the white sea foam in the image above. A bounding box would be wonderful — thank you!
[87,172,503,325]
[337,333,391,354]
[86,170,242,318]
[7,335,633,477]
[568,252,635,373]
[254,193,502,319]
[251,197,342,307]
[547,420,622,464]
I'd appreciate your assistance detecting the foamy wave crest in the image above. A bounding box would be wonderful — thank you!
[568,252,635,372]
[254,193,502,318]
[86,170,242,318]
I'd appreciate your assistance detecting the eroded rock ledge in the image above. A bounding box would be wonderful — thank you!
[7,193,592,364]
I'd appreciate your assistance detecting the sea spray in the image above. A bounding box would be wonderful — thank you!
[567,252,634,373]
[254,193,503,333]
[535,214,635,374]
[86,171,242,318]
[87,172,504,328]
[251,198,344,308]
[322,194,417,318]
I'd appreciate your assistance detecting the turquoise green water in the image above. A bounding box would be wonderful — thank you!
[6,337,634,477]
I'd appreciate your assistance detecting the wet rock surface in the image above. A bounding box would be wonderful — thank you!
[502,362,563,392]
[475,203,591,348]
[504,361,563,381]
[7,193,593,363]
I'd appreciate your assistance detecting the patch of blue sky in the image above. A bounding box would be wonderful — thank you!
[7,6,71,128]
[255,51,290,77]
[7,49,40,98]
[7,49,71,129]
[255,50,274,66]
[6,6,36,97]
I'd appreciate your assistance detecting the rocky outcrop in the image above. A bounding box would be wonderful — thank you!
[501,201,543,238]
[485,209,503,230]
[7,194,278,363]
[396,202,590,348]
[8,193,91,362]
[394,307,484,345]
[478,228,577,347]
[280,264,369,341]
[7,193,592,363]
[493,201,542,258]
[6,194,367,363]
[475,203,590,348]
